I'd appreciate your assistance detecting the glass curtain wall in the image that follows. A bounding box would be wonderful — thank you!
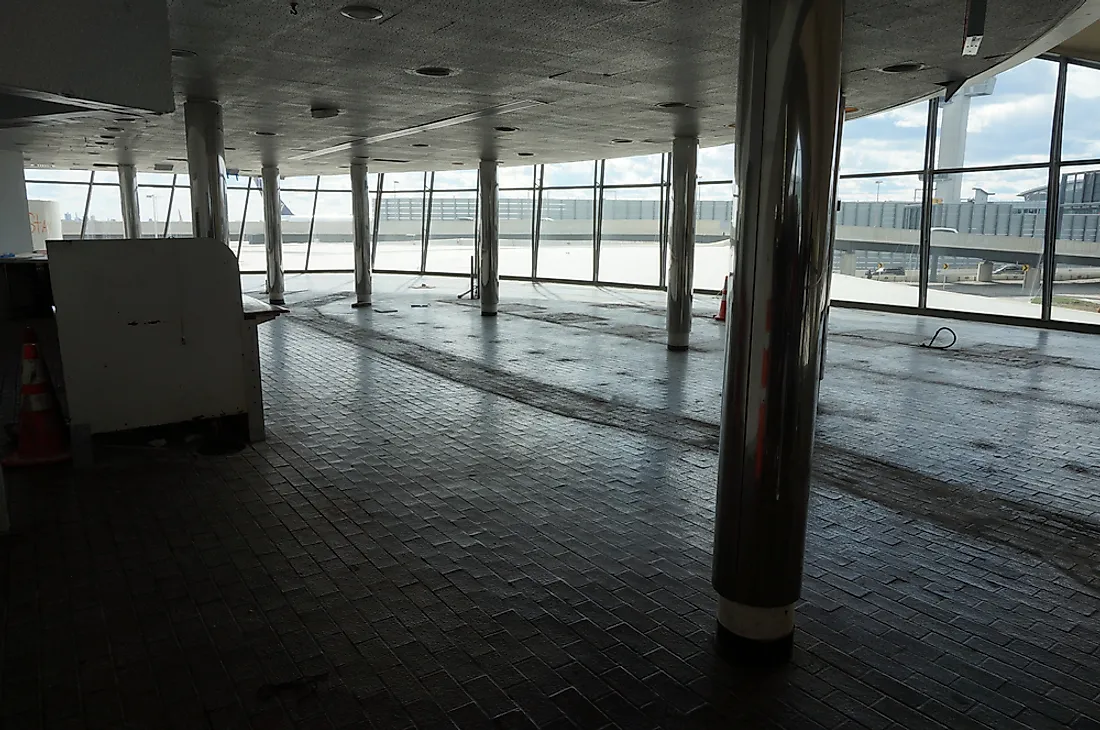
[20,55,1100,327]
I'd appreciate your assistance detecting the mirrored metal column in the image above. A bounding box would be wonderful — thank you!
[261,165,285,305]
[184,99,230,245]
[667,136,698,350]
[479,159,499,316]
[118,163,141,239]
[713,0,844,666]
[351,161,372,308]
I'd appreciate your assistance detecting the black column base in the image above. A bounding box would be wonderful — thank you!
[481,311,497,317]
[351,301,372,309]
[667,344,689,352]
[269,299,285,306]
[715,621,793,668]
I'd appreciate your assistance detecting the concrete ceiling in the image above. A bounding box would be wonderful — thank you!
[3,0,1094,175]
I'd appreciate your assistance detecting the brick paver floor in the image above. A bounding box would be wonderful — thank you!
[2,274,1098,729]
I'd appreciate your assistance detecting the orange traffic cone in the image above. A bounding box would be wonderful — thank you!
[714,275,728,322]
[3,341,69,467]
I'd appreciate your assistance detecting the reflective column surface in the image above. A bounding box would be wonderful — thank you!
[118,163,141,239]
[351,161,372,308]
[183,100,230,246]
[261,165,285,305]
[713,0,845,665]
[479,159,499,316]
[666,137,699,351]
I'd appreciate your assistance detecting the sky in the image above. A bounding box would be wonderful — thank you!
[22,57,1100,223]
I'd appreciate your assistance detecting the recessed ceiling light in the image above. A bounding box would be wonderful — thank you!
[517,152,534,157]
[642,138,669,144]
[104,126,124,132]
[310,106,340,119]
[844,106,859,113]
[411,143,430,148]
[340,4,384,20]
[100,134,115,140]
[254,131,277,136]
[726,123,736,128]
[611,138,633,144]
[655,101,690,109]
[880,62,925,73]
[95,141,110,146]
[494,125,519,133]
[154,163,175,171]
[225,147,237,151]
[409,66,459,78]
[171,49,197,59]
[372,158,409,163]
[452,161,464,165]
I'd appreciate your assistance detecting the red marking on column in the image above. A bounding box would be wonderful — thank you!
[754,403,767,479]
[761,348,769,389]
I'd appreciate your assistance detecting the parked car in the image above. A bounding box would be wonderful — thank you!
[994,263,1025,274]
[866,265,905,278]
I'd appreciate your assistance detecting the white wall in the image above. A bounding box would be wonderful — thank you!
[0,149,33,255]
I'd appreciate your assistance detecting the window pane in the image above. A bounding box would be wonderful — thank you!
[604,153,663,186]
[840,99,928,175]
[544,160,594,188]
[934,58,1057,171]
[598,186,661,286]
[82,185,123,238]
[432,169,477,190]
[695,182,736,291]
[305,191,353,271]
[318,174,352,191]
[166,186,193,237]
[25,182,89,239]
[1061,63,1100,162]
[381,171,427,191]
[832,175,922,307]
[499,165,535,189]
[136,185,176,236]
[698,144,734,182]
[25,169,92,183]
[375,190,423,271]
[226,182,258,248]
[500,189,534,277]
[282,175,317,191]
[137,172,175,186]
[928,169,1048,317]
[1052,164,1100,324]
[92,169,120,184]
[281,190,318,270]
[426,190,477,274]
[537,189,593,281]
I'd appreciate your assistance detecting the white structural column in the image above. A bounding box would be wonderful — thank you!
[261,165,285,305]
[479,159,499,316]
[118,163,141,239]
[666,136,699,351]
[351,161,372,308]
[184,99,230,246]
[0,148,33,255]
[712,0,844,666]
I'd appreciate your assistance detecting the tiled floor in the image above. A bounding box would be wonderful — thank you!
[2,273,1099,730]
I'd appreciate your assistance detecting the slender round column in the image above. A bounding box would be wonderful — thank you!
[261,165,285,305]
[351,161,373,308]
[666,136,699,350]
[184,100,230,245]
[479,160,499,316]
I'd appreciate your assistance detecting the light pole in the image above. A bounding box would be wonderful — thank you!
[875,179,883,202]
[145,194,158,235]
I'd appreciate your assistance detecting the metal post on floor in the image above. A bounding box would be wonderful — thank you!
[261,164,285,305]
[184,99,230,246]
[479,159,499,316]
[118,163,141,239]
[712,0,844,666]
[667,136,699,351]
[351,160,373,308]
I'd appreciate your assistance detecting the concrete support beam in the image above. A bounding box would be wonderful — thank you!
[667,136,699,351]
[351,161,373,308]
[118,163,141,239]
[184,100,230,246]
[713,0,844,666]
[479,160,499,316]
[261,165,285,305]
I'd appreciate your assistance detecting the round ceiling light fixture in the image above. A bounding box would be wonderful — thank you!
[880,61,925,74]
[104,126,124,132]
[171,48,197,59]
[494,125,518,133]
[655,101,690,109]
[411,142,430,148]
[409,66,459,78]
[517,152,534,157]
[340,4,384,20]
[452,161,464,165]
[254,130,277,136]
[844,106,859,114]
[100,134,116,140]
[310,106,340,119]
[610,138,633,144]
